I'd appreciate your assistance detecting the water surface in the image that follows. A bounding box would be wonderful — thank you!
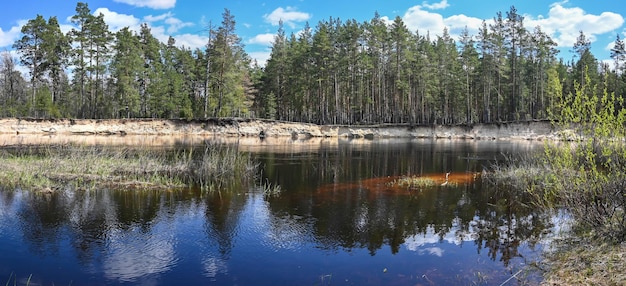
[0,138,552,285]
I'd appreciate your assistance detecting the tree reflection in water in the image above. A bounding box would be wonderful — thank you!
[263,176,550,265]
[260,140,551,267]
[0,140,550,285]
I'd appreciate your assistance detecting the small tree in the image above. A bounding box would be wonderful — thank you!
[547,66,626,242]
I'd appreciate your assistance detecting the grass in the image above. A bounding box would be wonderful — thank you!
[484,145,626,285]
[0,144,259,192]
[259,179,282,197]
[392,176,438,188]
[391,174,463,190]
[541,239,626,285]
[4,273,32,286]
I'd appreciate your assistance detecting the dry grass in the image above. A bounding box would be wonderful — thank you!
[0,144,258,192]
[542,240,626,285]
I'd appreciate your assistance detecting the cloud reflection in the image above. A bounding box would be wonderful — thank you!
[419,247,444,257]
[103,229,177,282]
[404,224,476,252]
[202,256,228,279]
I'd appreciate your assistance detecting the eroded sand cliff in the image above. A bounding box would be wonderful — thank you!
[0,118,561,141]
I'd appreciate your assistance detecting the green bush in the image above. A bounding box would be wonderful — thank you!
[489,68,626,243]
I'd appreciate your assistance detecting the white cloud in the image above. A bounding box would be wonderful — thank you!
[422,0,449,10]
[144,12,173,23]
[139,12,194,36]
[144,13,203,48]
[0,23,23,48]
[402,5,445,34]
[164,17,193,34]
[444,14,483,37]
[263,7,311,28]
[397,1,623,52]
[400,4,482,39]
[113,0,176,9]
[88,8,199,48]
[525,2,624,48]
[248,50,271,66]
[59,23,75,35]
[170,33,208,49]
[248,33,275,46]
[93,8,141,32]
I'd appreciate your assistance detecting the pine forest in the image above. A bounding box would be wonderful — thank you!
[2,2,626,125]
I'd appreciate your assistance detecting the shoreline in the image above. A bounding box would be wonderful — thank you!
[0,117,561,141]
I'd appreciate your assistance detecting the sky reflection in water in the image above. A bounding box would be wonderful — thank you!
[0,138,554,285]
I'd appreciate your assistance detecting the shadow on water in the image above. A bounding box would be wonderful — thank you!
[0,138,551,285]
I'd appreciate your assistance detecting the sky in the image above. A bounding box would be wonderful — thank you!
[0,0,624,68]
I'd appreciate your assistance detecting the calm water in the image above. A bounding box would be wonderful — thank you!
[0,138,554,285]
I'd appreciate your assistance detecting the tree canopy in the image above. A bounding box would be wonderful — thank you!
[3,3,625,125]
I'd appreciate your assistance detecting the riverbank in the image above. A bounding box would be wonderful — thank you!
[0,117,561,140]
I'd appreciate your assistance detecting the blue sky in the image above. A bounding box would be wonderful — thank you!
[0,0,624,67]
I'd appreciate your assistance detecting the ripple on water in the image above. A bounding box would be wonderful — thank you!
[103,227,179,282]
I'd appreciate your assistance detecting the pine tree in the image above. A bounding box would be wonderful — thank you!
[111,27,142,118]
[69,2,92,118]
[476,21,494,122]
[571,31,598,90]
[389,16,411,123]
[504,6,525,120]
[364,12,389,123]
[490,12,508,121]
[459,26,479,123]
[174,46,197,119]
[163,37,185,118]
[13,14,47,113]
[312,20,333,124]
[261,21,287,119]
[138,23,162,117]
[435,28,460,124]
[208,9,249,117]
[42,16,70,107]
[87,13,113,118]
[610,34,626,98]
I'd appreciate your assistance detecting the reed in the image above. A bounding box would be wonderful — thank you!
[393,176,438,188]
[0,144,258,192]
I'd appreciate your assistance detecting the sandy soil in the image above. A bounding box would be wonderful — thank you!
[0,117,563,140]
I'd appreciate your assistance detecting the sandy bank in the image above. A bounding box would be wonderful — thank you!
[0,118,560,140]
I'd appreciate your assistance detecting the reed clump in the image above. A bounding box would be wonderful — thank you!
[0,144,258,192]
[393,176,437,188]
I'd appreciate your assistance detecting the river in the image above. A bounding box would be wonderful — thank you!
[0,137,558,285]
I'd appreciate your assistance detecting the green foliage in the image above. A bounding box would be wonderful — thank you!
[111,27,142,118]
[529,67,626,242]
[392,176,437,188]
[205,9,251,118]
[34,87,61,118]
[4,3,626,124]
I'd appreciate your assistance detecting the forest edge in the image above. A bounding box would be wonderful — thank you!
[0,117,568,141]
